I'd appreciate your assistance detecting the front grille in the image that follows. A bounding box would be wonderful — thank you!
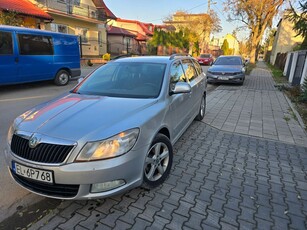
[11,169,79,198]
[212,72,237,76]
[11,134,74,164]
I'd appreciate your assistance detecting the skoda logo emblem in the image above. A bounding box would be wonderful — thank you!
[29,136,39,148]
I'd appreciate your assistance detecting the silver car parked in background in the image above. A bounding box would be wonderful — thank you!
[206,55,246,85]
[5,54,207,199]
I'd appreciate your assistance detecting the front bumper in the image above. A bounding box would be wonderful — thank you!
[71,68,81,78]
[5,144,146,200]
[207,73,245,84]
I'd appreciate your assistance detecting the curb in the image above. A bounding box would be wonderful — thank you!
[284,94,307,132]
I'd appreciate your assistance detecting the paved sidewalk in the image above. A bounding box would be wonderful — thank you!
[204,62,307,146]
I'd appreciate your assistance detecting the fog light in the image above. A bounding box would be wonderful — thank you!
[91,180,125,193]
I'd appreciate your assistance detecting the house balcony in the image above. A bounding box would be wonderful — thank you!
[35,0,106,21]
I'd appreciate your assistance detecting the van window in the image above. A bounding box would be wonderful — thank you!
[0,31,13,55]
[18,34,53,55]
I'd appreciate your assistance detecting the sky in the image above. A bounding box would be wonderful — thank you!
[103,0,248,40]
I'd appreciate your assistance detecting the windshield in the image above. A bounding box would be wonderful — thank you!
[214,56,242,65]
[200,54,211,58]
[76,62,166,98]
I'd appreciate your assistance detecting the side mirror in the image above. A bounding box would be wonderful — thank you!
[170,82,191,95]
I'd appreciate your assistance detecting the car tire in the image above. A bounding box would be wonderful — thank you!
[142,134,173,189]
[54,70,70,86]
[195,95,206,121]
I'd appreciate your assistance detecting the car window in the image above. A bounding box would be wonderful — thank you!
[77,62,166,98]
[200,54,211,58]
[0,31,13,55]
[170,61,186,85]
[214,56,242,65]
[18,34,54,55]
[181,59,198,82]
[191,59,203,75]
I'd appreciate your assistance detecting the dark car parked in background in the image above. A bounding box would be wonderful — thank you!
[197,53,214,66]
[206,55,246,85]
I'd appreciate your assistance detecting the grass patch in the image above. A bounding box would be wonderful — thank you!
[266,62,307,129]
[267,63,288,84]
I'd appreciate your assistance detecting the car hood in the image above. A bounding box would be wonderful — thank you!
[16,93,157,141]
[208,65,243,72]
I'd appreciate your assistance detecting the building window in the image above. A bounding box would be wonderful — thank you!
[50,23,68,34]
[98,31,102,46]
[76,27,88,43]
[74,0,80,5]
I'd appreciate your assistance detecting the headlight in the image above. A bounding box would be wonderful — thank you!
[7,124,15,146]
[75,128,139,162]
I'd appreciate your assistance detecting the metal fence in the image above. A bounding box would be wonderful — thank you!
[283,50,307,86]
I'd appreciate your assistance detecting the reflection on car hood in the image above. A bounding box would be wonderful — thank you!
[208,65,243,72]
[16,93,157,141]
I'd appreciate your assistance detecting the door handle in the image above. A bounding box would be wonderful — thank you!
[15,57,19,63]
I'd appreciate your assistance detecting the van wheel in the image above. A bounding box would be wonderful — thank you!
[195,95,206,121]
[54,70,70,86]
[142,134,173,189]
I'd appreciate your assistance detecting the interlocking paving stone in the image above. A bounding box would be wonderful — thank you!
[205,62,307,146]
[24,122,307,230]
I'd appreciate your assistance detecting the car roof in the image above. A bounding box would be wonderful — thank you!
[218,55,243,58]
[112,55,195,64]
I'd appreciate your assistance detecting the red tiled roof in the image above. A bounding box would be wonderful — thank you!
[108,26,136,37]
[92,0,117,19]
[116,18,154,36]
[0,0,53,20]
[135,33,147,41]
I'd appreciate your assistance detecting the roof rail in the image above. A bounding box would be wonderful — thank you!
[169,53,191,60]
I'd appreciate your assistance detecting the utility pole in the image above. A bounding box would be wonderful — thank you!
[208,0,211,13]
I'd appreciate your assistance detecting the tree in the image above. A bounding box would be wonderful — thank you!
[225,0,285,64]
[221,39,230,55]
[149,28,189,50]
[287,1,307,49]
[0,11,23,26]
[164,11,221,55]
[239,40,251,57]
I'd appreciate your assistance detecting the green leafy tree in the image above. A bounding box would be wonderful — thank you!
[149,28,189,50]
[221,39,230,55]
[0,11,23,26]
[287,1,307,50]
[225,0,285,63]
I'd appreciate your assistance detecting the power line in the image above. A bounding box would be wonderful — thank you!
[146,2,208,22]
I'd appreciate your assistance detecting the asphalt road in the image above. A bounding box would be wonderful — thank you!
[0,65,211,222]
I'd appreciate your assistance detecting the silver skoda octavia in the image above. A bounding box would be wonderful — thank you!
[5,55,207,199]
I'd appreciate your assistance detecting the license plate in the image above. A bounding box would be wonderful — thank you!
[218,77,229,80]
[12,162,53,184]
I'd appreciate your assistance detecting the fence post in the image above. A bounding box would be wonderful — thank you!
[289,52,298,84]
[300,54,307,85]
